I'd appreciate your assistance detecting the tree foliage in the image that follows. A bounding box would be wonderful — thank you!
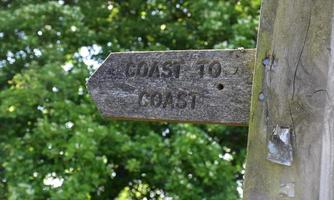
[0,0,260,199]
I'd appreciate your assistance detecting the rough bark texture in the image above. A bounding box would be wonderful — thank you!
[87,49,254,125]
[244,0,334,199]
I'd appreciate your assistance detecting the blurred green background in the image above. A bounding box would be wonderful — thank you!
[0,0,260,199]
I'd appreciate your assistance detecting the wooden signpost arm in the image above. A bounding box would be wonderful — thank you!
[244,0,334,199]
[87,50,255,125]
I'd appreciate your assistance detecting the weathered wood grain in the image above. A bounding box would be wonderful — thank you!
[87,49,255,125]
[319,13,334,200]
[244,0,334,199]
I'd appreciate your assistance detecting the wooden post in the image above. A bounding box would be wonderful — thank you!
[244,0,334,199]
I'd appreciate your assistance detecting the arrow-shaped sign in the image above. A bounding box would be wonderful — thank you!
[87,49,255,125]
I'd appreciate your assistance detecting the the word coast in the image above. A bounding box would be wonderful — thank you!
[87,49,255,125]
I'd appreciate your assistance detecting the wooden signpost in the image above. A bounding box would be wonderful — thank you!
[88,0,334,199]
[87,50,254,125]
[244,0,334,199]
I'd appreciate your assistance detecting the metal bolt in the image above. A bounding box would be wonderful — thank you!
[258,92,265,101]
[262,57,270,66]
